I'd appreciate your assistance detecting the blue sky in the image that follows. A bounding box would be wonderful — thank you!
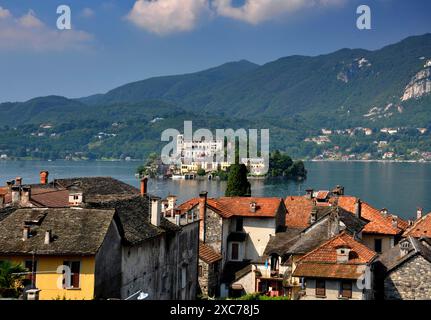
[0,0,430,102]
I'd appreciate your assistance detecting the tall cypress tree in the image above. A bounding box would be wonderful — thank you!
[225,164,251,197]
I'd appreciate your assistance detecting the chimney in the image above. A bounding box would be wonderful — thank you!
[150,197,161,227]
[40,171,49,185]
[44,230,52,245]
[140,177,148,196]
[306,189,314,200]
[417,208,423,220]
[336,247,351,263]
[15,177,22,186]
[21,186,31,206]
[310,207,317,224]
[167,195,177,210]
[380,208,388,217]
[391,216,398,229]
[355,199,362,219]
[6,180,14,191]
[199,191,208,242]
[11,186,21,205]
[22,226,30,240]
[249,201,256,213]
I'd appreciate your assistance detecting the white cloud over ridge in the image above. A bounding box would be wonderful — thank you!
[127,0,344,35]
[127,0,210,36]
[0,7,93,51]
[213,0,345,25]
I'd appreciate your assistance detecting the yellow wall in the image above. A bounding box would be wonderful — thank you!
[1,255,95,300]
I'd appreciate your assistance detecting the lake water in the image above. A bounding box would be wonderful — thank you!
[0,160,430,220]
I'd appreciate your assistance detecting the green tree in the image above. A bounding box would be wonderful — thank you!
[197,168,206,176]
[225,164,251,197]
[0,261,26,297]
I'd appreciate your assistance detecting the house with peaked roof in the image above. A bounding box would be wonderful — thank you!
[198,242,222,297]
[403,210,431,238]
[178,192,287,297]
[0,172,200,300]
[293,232,377,300]
[0,208,122,300]
[284,187,408,254]
[375,236,431,300]
[230,205,367,298]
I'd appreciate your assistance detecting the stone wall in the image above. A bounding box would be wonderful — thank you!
[121,221,199,300]
[205,208,223,253]
[198,259,219,297]
[384,255,431,300]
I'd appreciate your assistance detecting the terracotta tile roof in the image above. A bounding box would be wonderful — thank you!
[199,242,222,264]
[403,213,431,238]
[177,197,284,219]
[336,196,406,235]
[293,232,377,280]
[284,196,314,228]
[177,198,199,214]
[207,197,283,218]
[0,187,7,195]
[316,191,330,200]
[29,188,70,208]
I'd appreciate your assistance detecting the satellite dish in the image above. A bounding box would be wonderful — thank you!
[137,292,149,300]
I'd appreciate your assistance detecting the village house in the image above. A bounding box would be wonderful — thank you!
[230,205,367,298]
[0,208,122,300]
[375,236,431,300]
[178,193,287,297]
[284,187,408,254]
[293,232,377,300]
[0,172,200,300]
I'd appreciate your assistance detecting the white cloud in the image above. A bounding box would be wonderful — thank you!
[0,8,93,51]
[213,0,345,25]
[0,6,11,19]
[81,8,95,18]
[126,0,210,35]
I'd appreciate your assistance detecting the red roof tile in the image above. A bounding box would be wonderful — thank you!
[178,197,284,219]
[316,191,330,200]
[403,213,431,238]
[336,196,406,235]
[293,232,377,280]
[284,196,314,228]
[199,242,222,264]
[208,197,283,218]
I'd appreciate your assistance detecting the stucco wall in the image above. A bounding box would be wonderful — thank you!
[304,279,364,300]
[384,255,431,300]
[243,218,276,261]
[1,255,96,300]
[362,234,394,253]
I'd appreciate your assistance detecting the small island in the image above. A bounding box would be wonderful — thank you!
[136,149,307,182]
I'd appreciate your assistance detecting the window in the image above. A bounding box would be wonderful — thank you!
[231,243,239,261]
[236,218,243,232]
[340,280,353,299]
[315,279,326,297]
[24,260,37,287]
[63,261,80,289]
[181,266,187,289]
[198,265,203,277]
[270,254,279,272]
[374,239,382,253]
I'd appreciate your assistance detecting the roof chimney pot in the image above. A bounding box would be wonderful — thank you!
[40,171,49,185]
[44,230,52,245]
